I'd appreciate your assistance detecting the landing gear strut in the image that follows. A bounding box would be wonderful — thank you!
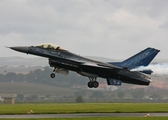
[87,77,99,88]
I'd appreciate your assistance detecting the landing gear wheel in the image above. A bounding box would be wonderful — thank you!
[88,77,99,88]
[92,81,99,88]
[88,81,93,88]
[50,73,55,78]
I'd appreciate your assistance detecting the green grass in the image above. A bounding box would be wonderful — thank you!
[1,117,168,120]
[0,103,168,114]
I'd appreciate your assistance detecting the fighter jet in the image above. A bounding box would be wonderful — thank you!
[8,43,160,88]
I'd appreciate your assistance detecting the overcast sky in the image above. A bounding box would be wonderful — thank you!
[1,0,168,60]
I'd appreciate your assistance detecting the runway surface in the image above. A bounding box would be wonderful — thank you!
[0,113,168,118]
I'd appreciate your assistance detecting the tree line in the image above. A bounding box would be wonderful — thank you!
[0,66,88,87]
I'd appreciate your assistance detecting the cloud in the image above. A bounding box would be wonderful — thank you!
[0,0,168,60]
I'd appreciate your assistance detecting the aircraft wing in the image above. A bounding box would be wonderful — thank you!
[79,62,122,72]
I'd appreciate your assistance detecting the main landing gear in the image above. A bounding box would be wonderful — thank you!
[88,77,99,88]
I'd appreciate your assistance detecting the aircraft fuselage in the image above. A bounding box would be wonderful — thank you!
[9,45,151,87]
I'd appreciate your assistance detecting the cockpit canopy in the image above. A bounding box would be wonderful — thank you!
[36,43,66,51]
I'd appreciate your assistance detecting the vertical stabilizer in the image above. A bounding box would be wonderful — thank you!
[109,47,160,69]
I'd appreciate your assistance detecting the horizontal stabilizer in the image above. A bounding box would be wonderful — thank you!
[139,69,153,75]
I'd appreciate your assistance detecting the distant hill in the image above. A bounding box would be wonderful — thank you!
[1,56,168,74]
[0,56,168,101]
[0,82,77,96]
[0,56,116,73]
[0,56,167,66]
[0,57,48,66]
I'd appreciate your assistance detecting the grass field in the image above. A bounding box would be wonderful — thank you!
[1,117,168,120]
[0,103,168,114]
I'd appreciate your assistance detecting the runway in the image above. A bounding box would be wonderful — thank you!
[0,113,168,118]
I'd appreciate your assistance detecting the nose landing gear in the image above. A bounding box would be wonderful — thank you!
[50,73,55,78]
[50,67,57,78]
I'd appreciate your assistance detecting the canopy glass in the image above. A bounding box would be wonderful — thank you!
[36,43,66,51]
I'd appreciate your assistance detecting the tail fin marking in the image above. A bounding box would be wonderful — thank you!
[109,47,160,69]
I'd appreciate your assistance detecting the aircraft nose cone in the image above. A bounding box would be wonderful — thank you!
[9,46,29,54]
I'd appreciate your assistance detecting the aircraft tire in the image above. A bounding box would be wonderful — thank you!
[50,73,55,78]
[92,81,99,88]
[88,81,93,88]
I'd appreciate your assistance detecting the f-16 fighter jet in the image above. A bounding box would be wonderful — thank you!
[9,43,160,88]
